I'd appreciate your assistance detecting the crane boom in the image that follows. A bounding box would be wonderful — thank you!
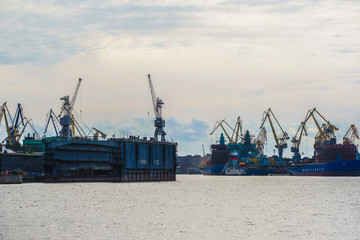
[147,74,166,142]
[148,74,158,118]
[44,109,61,136]
[210,119,234,144]
[0,102,13,143]
[254,127,267,155]
[343,124,359,145]
[69,78,82,114]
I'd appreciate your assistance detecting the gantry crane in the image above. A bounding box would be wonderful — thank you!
[260,108,289,160]
[148,74,166,142]
[343,124,359,145]
[59,78,82,140]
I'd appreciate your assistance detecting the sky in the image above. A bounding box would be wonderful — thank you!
[1,0,360,157]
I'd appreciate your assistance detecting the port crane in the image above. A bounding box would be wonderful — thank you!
[254,127,267,155]
[59,78,82,140]
[0,102,39,144]
[209,117,243,144]
[44,108,61,136]
[148,74,166,142]
[290,121,308,161]
[0,102,14,144]
[343,124,359,145]
[290,108,338,160]
[260,108,289,160]
[305,108,337,151]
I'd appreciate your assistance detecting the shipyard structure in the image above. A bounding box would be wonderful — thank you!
[42,75,177,182]
[43,137,177,182]
[0,75,178,183]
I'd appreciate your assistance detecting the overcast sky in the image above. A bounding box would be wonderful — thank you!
[1,0,360,156]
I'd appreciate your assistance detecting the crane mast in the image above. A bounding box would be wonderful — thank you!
[147,74,166,142]
[291,121,308,161]
[59,78,82,140]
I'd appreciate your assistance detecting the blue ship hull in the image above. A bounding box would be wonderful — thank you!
[288,159,360,176]
[200,164,225,175]
[240,167,269,176]
[42,137,178,182]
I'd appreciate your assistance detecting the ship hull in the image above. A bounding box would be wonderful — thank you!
[200,164,225,175]
[288,159,360,176]
[43,138,178,182]
[240,167,269,176]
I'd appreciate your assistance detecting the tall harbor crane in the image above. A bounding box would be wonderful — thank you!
[305,108,337,151]
[209,117,243,144]
[291,121,308,161]
[291,108,338,160]
[254,127,267,156]
[260,108,289,160]
[59,78,82,140]
[0,102,14,144]
[1,103,26,144]
[44,108,61,136]
[148,74,166,142]
[0,102,39,144]
[343,124,359,145]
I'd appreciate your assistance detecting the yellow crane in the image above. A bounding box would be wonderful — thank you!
[0,102,14,144]
[90,127,107,140]
[306,108,337,150]
[343,124,359,145]
[254,127,267,156]
[0,102,36,145]
[260,108,289,159]
[209,116,243,144]
[291,108,338,160]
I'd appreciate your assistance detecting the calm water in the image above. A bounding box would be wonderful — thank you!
[0,175,359,240]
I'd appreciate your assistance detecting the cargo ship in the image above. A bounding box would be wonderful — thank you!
[200,134,229,175]
[288,144,360,176]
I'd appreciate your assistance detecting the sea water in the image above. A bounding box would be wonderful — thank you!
[0,175,359,240]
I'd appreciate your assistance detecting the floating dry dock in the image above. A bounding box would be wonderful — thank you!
[43,136,177,182]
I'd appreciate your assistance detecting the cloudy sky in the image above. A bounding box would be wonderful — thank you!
[1,0,359,156]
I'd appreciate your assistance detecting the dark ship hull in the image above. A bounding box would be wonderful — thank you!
[43,137,177,182]
[200,143,229,175]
